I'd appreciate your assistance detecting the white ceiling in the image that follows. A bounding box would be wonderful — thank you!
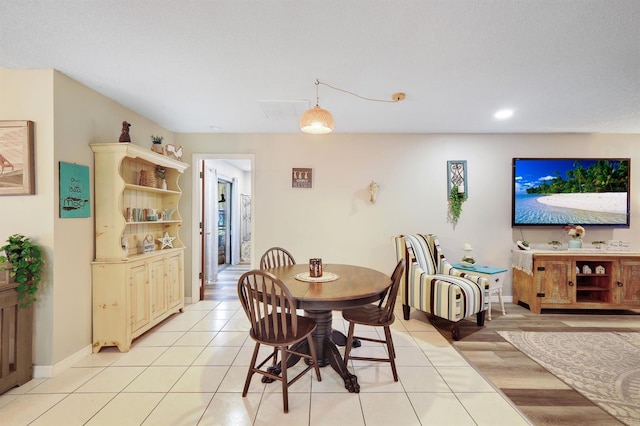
[2,0,640,134]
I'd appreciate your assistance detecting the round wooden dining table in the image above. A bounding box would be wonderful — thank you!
[264,263,391,393]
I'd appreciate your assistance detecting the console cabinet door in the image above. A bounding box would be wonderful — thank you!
[130,263,150,332]
[616,260,640,305]
[535,259,574,305]
[150,258,168,319]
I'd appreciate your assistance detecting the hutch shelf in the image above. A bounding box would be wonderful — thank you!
[90,143,188,352]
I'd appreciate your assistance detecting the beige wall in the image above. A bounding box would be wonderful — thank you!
[0,68,56,367]
[3,68,639,373]
[176,133,640,300]
[1,68,173,370]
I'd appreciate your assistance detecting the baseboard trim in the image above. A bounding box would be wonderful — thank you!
[33,344,93,379]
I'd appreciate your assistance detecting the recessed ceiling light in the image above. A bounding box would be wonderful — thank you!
[494,109,514,120]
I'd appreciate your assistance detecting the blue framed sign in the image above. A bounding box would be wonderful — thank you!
[59,162,90,218]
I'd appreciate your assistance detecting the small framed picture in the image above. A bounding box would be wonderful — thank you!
[292,168,313,189]
[0,120,35,195]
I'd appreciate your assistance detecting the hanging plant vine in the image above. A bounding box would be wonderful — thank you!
[448,185,466,224]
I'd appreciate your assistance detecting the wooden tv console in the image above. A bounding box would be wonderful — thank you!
[512,250,640,314]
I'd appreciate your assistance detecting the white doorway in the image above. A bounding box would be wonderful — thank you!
[191,154,254,302]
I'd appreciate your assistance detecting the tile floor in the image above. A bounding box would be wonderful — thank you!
[0,300,532,425]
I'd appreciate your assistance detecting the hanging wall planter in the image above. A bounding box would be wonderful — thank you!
[447,160,467,224]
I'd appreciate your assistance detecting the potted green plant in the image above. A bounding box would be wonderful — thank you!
[150,135,164,153]
[0,234,44,308]
[448,185,466,224]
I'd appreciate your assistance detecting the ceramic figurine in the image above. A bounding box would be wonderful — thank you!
[119,121,131,142]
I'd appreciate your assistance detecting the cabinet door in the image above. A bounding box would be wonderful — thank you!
[535,259,574,305]
[616,260,640,305]
[150,258,168,319]
[167,254,183,308]
[130,263,150,332]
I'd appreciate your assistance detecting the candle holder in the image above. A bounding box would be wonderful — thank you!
[309,258,323,277]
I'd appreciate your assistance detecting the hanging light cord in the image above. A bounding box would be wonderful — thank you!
[316,79,405,103]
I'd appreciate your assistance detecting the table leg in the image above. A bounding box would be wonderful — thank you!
[488,290,493,321]
[261,309,361,392]
[305,309,360,393]
[331,329,361,348]
[498,287,506,315]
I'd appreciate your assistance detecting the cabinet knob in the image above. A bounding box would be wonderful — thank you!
[568,281,575,286]
[617,281,624,287]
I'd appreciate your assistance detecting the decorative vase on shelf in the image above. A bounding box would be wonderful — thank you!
[568,239,582,249]
[164,208,176,220]
[161,179,167,190]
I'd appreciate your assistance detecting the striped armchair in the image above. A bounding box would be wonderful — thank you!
[393,234,489,340]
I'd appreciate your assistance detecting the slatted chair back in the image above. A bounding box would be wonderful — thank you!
[238,269,299,340]
[237,269,321,412]
[378,260,405,323]
[341,260,406,383]
[259,247,296,269]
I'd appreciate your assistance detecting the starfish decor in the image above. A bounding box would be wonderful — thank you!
[157,232,176,249]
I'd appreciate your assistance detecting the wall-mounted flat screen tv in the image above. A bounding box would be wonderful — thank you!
[512,158,630,227]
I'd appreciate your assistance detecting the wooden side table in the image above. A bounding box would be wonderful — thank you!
[452,263,508,320]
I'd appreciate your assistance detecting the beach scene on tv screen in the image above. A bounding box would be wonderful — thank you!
[513,159,629,225]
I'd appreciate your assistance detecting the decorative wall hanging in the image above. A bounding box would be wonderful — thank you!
[368,181,379,204]
[0,120,35,195]
[59,162,90,218]
[447,160,467,197]
[292,168,313,188]
[447,160,467,224]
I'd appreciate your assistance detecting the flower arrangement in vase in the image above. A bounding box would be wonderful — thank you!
[565,225,585,248]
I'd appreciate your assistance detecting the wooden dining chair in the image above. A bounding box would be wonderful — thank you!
[259,246,296,269]
[342,260,405,381]
[237,269,321,413]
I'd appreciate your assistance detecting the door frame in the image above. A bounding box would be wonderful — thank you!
[190,153,255,303]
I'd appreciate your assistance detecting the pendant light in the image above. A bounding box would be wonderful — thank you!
[299,79,405,134]
[299,80,334,134]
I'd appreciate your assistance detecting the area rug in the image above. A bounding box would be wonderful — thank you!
[497,331,640,426]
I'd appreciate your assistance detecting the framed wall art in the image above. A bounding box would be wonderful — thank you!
[0,120,35,195]
[292,167,313,189]
[447,160,467,197]
[59,162,90,218]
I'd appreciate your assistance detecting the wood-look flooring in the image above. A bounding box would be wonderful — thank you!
[428,303,640,426]
[204,263,251,300]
